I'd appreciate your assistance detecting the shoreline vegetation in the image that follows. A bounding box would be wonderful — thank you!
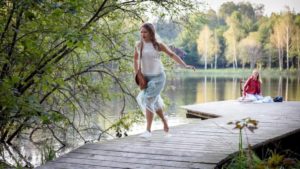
[166,68,300,77]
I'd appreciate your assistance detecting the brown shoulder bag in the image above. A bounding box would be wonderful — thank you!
[135,41,147,90]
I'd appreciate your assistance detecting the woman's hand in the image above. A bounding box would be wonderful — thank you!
[184,64,195,70]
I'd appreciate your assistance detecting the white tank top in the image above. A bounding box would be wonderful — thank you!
[137,41,164,75]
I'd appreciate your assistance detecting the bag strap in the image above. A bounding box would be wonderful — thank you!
[138,41,143,71]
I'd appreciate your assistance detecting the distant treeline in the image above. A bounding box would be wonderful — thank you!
[155,2,300,70]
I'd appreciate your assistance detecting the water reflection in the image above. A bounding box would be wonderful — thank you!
[166,75,300,105]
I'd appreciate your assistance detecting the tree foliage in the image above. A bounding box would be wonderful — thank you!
[0,0,199,147]
[197,25,220,69]
[239,32,262,69]
[223,11,246,68]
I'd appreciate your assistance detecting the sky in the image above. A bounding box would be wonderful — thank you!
[202,0,300,15]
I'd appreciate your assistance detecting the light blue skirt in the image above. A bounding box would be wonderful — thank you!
[136,72,166,114]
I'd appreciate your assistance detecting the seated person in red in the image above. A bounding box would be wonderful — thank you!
[242,69,263,101]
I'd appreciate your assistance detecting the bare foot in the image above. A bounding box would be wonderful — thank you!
[164,126,169,133]
[162,118,169,132]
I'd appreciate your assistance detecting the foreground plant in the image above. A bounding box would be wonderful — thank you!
[228,117,258,156]
[226,117,260,169]
[225,117,300,169]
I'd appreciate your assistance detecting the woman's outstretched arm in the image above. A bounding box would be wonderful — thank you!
[159,43,194,69]
[243,76,251,96]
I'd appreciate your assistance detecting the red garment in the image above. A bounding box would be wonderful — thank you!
[243,76,261,96]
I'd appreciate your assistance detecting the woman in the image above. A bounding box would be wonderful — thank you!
[134,23,194,138]
[242,69,263,101]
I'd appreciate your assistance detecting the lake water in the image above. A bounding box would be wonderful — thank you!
[168,73,300,103]
[1,71,300,167]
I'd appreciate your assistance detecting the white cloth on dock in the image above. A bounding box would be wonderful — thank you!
[238,94,273,103]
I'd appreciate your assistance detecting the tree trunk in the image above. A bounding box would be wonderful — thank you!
[242,57,245,69]
[285,76,289,101]
[205,34,208,70]
[278,47,282,71]
[0,121,14,142]
[0,2,16,45]
[297,31,300,70]
[232,58,235,69]
[298,56,300,71]
[214,30,218,69]
[277,30,282,71]
[286,27,289,69]
[233,40,238,69]
[204,76,207,102]
[214,54,217,69]
[6,117,30,144]
[268,50,272,69]
[205,55,207,69]
[250,62,254,69]
[0,7,23,80]
[278,76,282,96]
[279,48,282,71]
[250,53,255,69]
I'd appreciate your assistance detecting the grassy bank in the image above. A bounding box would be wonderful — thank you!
[166,68,300,78]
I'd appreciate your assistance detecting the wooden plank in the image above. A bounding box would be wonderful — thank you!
[62,153,216,168]
[88,142,235,153]
[80,144,231,158]
[37,162,118,169]
[106,137,240,146]
[81,143,232,155]
[70,149,225,163]
[54,157,215,169]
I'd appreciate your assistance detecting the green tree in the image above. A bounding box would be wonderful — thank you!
[256,16,274,68]
[206,9,219,28]
[212,29,221,69]
[292,15,300,69]
[281,10,294,69]
[219,2,258,26]
[270,14,285,70]
[215,26,227,68]
[0,0,198,146]
[176,12,205,67]
[238,2,256,21]
[197,25,212,69]
[253,3,265,19]
[203,9,221,69]
[219,2,238,25]
[197,25,220,69]
[239,32,262,69]
[223,11,245,68]
[156,19,181,43]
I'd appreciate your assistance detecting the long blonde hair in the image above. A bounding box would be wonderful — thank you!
[252,69,262,84]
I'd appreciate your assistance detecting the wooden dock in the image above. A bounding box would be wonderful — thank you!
[38,100,300,169]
